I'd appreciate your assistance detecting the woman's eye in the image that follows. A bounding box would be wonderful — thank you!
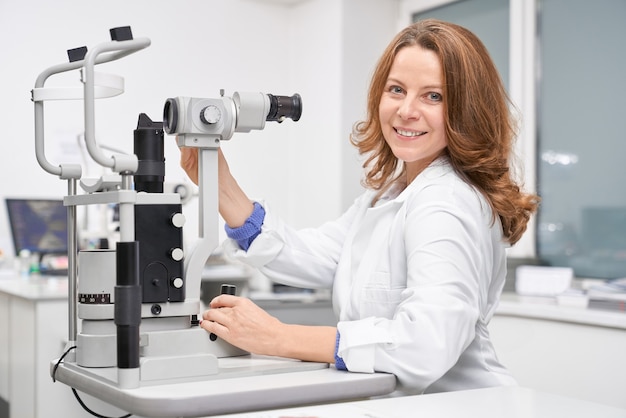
[427,92,442,102]
[389,86,404,94]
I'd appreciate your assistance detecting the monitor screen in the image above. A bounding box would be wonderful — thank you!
[5,198,68,256]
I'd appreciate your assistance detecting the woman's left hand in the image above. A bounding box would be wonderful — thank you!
[200,294,285,356]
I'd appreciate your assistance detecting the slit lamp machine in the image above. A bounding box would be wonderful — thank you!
[31,26,315,414]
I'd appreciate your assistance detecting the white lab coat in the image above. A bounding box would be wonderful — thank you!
[223,157,516,394]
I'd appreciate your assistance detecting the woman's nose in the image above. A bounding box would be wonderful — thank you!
[397,97,421,120]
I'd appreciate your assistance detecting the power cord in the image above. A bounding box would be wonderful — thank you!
[52,345,132,418]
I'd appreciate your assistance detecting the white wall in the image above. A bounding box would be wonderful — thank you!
[339,1,398,209]
[0,0,398,262]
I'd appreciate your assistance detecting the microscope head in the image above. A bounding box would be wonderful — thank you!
[163,91,301,148]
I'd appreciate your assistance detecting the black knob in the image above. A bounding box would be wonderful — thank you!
[220,284,237,296]
[209,284,237,341]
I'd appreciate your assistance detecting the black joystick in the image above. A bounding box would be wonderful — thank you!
[209,284,237,341]
[220,284,237,297]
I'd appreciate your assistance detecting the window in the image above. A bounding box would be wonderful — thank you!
[537,0,626,279]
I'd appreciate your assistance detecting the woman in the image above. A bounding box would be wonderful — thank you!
[179,19,538,395]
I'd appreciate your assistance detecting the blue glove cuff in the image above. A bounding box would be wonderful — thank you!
[224,202,265,251]
[334,331,347,371]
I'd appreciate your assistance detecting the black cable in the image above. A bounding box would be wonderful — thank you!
[51,345,132,418]
[51,345,76,383]
[71,388,132,418]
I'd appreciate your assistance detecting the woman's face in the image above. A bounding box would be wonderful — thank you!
[379,45,447,182]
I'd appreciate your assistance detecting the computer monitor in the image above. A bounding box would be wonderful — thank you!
[5,198,68,257]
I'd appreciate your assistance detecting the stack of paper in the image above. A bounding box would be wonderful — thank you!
[587,278,626,311]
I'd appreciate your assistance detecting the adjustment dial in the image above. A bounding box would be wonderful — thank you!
[200,105,221,124]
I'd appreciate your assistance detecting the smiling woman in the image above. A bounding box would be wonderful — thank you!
[179,18,538,396]
[351,20,537,245]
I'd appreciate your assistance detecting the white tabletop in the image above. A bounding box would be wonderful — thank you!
[0,272,68,300]
[212,385,626,418]
[497,292,626,329]
[52,356,396,417]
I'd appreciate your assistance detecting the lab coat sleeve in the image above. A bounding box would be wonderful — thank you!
[223,195,371,289]
[337,184,493,392]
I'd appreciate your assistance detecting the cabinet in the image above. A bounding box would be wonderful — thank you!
[0,276,125,418]
[490,295,626,409]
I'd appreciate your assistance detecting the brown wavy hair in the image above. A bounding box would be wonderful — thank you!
[351,19,538,245]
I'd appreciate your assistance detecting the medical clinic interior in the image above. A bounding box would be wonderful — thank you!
[1,0,625,417]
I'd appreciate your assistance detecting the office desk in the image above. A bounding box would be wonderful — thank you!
[213,386,626,418]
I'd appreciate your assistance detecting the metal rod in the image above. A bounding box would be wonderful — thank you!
[67,178,78,345]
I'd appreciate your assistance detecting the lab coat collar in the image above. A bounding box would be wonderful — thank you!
[375,156,453,207]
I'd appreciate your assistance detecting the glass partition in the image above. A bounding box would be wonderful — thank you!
[537,0,626,279]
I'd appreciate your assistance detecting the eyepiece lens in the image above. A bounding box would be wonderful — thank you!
[266,93,302,122]
[163,98,178,134]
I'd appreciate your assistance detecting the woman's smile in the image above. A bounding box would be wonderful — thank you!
[395,127,427,139]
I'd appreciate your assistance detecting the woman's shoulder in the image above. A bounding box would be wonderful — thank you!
[406,158,488,212]
[407,158,466,192]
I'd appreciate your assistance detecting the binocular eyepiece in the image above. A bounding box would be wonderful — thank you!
[163,92,302,142]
